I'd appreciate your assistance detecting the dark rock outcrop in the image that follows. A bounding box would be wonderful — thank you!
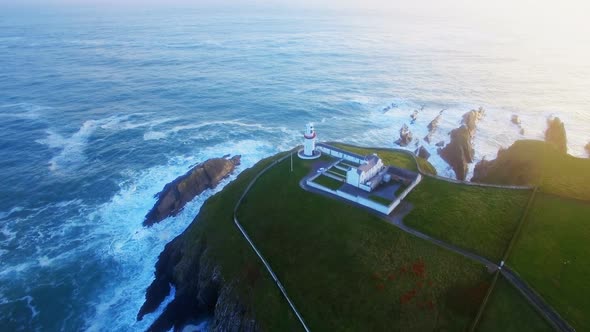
[585,142,590,157]
[435,140,445,147]
[424,110,444,143]
[415,146,431,160]
[439,126,473,181]
[511,114,521,125]
[438,108,484,180]
[144,156,241,226]
[511,114,525,135]
[395,124,413,146]
[544,117,567,153]
[462,107,485,137]
[137,234,258,332]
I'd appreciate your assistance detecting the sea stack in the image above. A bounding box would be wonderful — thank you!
[438,108,484,180]
[544,117,567,153]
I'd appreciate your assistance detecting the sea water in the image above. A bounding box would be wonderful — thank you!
[0,6,588,331]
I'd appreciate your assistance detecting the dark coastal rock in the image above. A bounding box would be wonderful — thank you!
[544,117,567,153]
[585,142,590,157]
[435,140,445,147]
[439,126,473,181]
[462,107,485,137]
[410,110,418,124]
[438,108,484,180]
[424,111,443,143]
[144,156,241,226]
[511,114,525,135]
[382,102,398,113]
[137,234,258,332]
[511,114,521,125]
[415,146,431,160]
[395,124,413,147]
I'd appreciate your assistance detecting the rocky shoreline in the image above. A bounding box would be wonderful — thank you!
[137,232,258,332]
[144,155,241,226]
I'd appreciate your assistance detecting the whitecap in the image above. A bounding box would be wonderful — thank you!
[143,131,168,141]
[0,206,24,220]
[82,139,279,331]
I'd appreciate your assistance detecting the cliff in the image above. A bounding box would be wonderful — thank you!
[137,233,258,332]
[472,140,590,201]
[138,152,300,332]
[144,156,241,226]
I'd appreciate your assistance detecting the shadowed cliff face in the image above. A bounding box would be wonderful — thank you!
[438,108,484,180]
[144,156,241,226]
[137,233,258,332]
[544,117,567,154]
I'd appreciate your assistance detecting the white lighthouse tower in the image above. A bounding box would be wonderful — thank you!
[298,123,321,159]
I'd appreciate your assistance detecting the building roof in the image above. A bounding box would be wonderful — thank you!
[316,143,366,160]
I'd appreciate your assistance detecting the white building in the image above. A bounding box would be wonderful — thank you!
[345,154,384,190]
[316,143,385,192]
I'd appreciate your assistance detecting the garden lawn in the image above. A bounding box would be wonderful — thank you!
[312,175,343,190]
[508,193,590,331]
[476,276,553,332]
[237,155,492,331]
[404,177,531,262]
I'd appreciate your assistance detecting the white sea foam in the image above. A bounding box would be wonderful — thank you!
[0,206,24,220]
[82,139,279,331]
[36,119,104,172]
[0,103,51,120]
[143,131,168,141]
[35,114,177,172]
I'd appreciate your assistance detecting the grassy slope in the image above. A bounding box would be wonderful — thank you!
[238,155,491,331]
[404,177,530,262]
[476,276,553,332]
[509,193,590,331]
[181,152,302,331]
[333,143,529,262]
[475,140,590,201]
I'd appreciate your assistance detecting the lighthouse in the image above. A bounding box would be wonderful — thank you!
[304,123,316,156]
[298,123,321,159]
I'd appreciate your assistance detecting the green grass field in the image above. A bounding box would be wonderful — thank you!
[368,194,392,206]
[237,155,493,331]
[476,276,553,332]
[181,151,303,331]
[312,174,343,190]
[508,193,590,331]
[327,143,529,262]
[403,178,531,262]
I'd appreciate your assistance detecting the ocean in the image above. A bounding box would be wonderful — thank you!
[0,6,588,331]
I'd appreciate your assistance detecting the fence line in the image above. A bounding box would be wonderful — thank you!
[233,150,311,332]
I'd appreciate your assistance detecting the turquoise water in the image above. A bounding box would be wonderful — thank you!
[0,7,588,331]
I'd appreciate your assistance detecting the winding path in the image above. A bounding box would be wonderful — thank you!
[233,147,575,332]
